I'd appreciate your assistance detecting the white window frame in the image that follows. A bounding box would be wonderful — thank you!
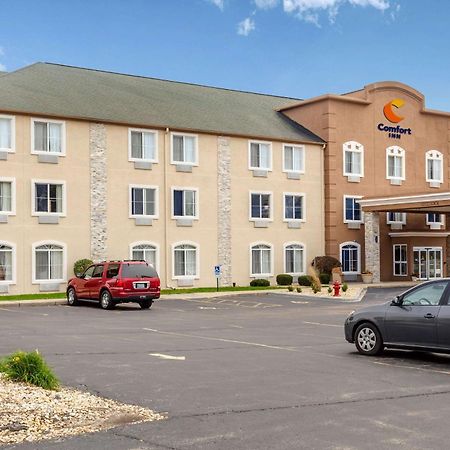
[128,184,159,219]
[283,242,306,276]
[339,241,361,275]
[0,114,15,153]
[171,187,199,220]
[393,244,408,277]
[283,192,306,222]
[386,212,407,225]
[282,143,305,174]
[343,195,363,224]
[31,179,67,217]
[426,213,445,228]
[386,145,405,181]
[249,241,274,277]
[0,177,16,215]
[248,140,272,171]
[31,118,66,156]
[32,240,67,284]
[170,132,199,166]
[129,241,160,274]
[128,128,158,163]
[171,241,200,280]
[249,191,273,222]
[0,241,16,285]
[425,150,443,183]
[343,141,364,177]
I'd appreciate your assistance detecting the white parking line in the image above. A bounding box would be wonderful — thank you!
[370,360,450,375]
[149,353,186,361]
[302,321,341,328]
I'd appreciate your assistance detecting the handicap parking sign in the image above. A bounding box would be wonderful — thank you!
[214,265,221,277]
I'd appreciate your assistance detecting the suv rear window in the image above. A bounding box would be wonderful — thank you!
[121,263,158,278]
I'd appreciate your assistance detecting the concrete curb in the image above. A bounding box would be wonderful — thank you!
[0,299,67,308]
[274,287,367,303]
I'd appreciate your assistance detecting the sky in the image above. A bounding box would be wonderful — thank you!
[1,0,449,110]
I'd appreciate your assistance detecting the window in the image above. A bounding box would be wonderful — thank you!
[173,243,198,278]
[284,193,304,221]
[32,181,65,215]
[172,188,198,218]
[32,119,65,155]
[106,264,120,279]
[0,178,15,214]
[426,150,443,183]
[130,242,158,271]
[387,212,406,225]
[426,213,444,228]
[0,115,14,152]
[402,281,448,306]
[33,242,65,282]
[250,192,272,220]
[386,146,405,180]
[343,141,364,177]
[171,133,198,165]
[83,266,95,280]
[92,265,104,278]
[340,242,360,274]
[393,244,407,276]
[283,144,304,173]
[129,186,158,217]
[251,243,272,276]
[343,196,362,223]
[129,129,157,162]
[0,242,14,283]
[249,141,272,171]
[284,243,305,275]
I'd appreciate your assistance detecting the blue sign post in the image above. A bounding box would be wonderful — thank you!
[214,265,221,292]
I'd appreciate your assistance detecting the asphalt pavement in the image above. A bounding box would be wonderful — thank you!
[2,287,450,449]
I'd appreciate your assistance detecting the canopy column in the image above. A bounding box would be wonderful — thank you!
[364,211,380,283]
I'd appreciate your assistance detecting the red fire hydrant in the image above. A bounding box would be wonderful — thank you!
[333,281,341,297]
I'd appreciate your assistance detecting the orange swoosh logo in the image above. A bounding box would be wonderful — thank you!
[383,98,405,123]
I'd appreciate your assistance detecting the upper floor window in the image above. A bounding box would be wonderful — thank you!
[249,141,272,171]
[283,193,305,221]
[0,115,14,152]
[173,243,198,278]
[0,242,14,283]
[386,146,405,181]
[250,192,272,220]
[171,133,198,165]
[284,243,305,275]
[173,188,198,218]
[426,150,443,184]
[129,129,158,162]
[32,119,65,155]
[0,178,15,215]
[129,185,158,217]
[426,213,444,229]
[343,196,362,223]
[343,141,364,178]
[32,181,65,215]
[387,212,406,225]
[283,144,304,173]
[33,242,65,282]
[251,243,272,276]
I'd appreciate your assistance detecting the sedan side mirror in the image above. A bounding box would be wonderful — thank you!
[391,296,402,306]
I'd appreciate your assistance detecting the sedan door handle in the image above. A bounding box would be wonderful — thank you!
[424,313,435,319]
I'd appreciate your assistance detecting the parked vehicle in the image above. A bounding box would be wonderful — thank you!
[67,260,160,310]
[345,279,450,355]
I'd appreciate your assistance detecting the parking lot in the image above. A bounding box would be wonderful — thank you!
[3,288,450,449]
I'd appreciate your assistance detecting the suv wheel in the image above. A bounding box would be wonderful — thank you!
[139,300,152,310]
[100,290,115,310]
[355,323,383,356]
[67,287,79,306]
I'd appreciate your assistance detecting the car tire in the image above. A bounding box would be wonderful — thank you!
[100,290,115,310]
[67,287,79,306]
[354,323,383,356]
[139,300,152,310]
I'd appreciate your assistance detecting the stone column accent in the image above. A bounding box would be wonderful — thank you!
[364,211,380,282]
[217,136,232,286]
[89,123,107,261]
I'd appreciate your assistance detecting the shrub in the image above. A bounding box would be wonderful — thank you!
[288,285,294,292]
[308,266,322,293]
[298,275,311,286]
[296,287,302,293]
[319,273,331,284]
[276,274,293,286]
[73,258,93,276]
[250,279,270,287]
[327,286,332,294]
[0,350,59,390]
[313,256,341,275]
[342,283,348,293]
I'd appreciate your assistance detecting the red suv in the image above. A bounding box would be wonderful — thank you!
[67,260,160,310]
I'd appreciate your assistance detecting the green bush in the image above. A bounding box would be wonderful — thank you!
[250,279,270,287]
[297,275,312,286]
[276,274,293,286]
[327,286,332,294]
[73,258,93,276]
[287,285,294,292]
[342,283,348,293]
[296,287,302,293]
[319,273,331,284]
[313,256,341,275]
[0,350,59,390]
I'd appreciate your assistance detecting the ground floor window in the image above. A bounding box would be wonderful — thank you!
[393,244,407,276]
[34,243,64,282]
[251,244,272,276]
[131,242,158,270]
[0,243,13,282]
[173,243,198,278]
[340,242,360,274]
[284,243,305,274]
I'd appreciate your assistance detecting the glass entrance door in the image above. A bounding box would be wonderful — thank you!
[413,247,442,280]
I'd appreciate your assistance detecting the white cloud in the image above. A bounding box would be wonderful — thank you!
[206,0,224,10]
[237,17,256,36]
[254,0,279,9]
[0,63,6,72]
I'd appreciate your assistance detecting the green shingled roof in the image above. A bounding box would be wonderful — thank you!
[0,63,323,144]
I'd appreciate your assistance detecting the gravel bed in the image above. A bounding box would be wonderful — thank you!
[0,374,165,445]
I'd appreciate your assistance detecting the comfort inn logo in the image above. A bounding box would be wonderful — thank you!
[377,98,412,140]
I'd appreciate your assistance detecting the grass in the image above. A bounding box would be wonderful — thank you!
[0,285,283,302]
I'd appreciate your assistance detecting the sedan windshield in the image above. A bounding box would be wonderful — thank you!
[121,264,158,278]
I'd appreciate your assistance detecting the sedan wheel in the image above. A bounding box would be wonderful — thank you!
[100,290,115,310]
[355,323,383,356]
[67,287,79,306]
